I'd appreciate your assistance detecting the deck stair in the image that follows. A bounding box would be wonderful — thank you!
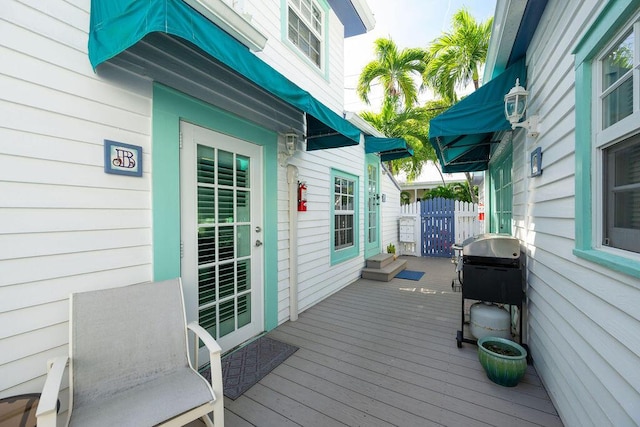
[361,253,407,282]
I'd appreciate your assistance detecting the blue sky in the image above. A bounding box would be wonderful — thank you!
[343,0,497,112]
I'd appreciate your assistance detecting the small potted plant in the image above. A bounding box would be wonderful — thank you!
[477,336,527,387]
[386,243,397,259]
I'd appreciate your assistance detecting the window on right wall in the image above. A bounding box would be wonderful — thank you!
[595,15,640,254]
[574,0,640,278]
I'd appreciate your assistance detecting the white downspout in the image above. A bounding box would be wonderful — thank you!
[287,165,299,321]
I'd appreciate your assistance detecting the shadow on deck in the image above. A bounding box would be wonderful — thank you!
[220,256,563,426]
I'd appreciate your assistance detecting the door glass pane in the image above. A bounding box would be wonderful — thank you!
[237,260,251,292]
[198,266,216,305]
[218,150,234,186]
[198,187,215,224]
[237,225,251,258]
[236,155,250,188]
[218,262,235,300]
[218,226,234,261]
[200,305,217,339]
[237,190,250,222]
[198,227,216,265]
[218,189,234,223]
[219,299,235,337]
[197,145,215,185]
[237,294,251,328]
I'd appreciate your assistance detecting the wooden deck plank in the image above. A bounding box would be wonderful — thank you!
[224,395,301,427]
[285,312,557,414]
[270,328,559,427]
[237,382,345,427]
[222,256,563,426]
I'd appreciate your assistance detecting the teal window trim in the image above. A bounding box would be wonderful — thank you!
[330,168,359,265]
[573,0,640,279]
[152,83,280,329]
[281,0,330,80]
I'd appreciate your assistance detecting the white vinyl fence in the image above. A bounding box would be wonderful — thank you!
[399,200,483,256]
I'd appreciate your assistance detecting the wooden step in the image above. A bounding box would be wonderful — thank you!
[361,258,407,282]
[365,253,394,270]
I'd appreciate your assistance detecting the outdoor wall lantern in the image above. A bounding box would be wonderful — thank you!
[278,132,298,166]
[504,78,539,138]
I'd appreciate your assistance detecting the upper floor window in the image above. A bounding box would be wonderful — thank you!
[595,14,640,254]
[287,0,323,68]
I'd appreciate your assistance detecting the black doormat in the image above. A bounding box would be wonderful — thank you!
[200,336,298,400]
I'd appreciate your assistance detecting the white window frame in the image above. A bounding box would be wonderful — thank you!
[334,176,355,250]
[593,12,640,257]
[287,0,324,69]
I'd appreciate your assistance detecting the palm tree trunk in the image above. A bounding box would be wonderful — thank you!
[434,161,446,186]
[464,171,478,203]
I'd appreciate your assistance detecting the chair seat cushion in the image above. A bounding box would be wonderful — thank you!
[69,367,215,427]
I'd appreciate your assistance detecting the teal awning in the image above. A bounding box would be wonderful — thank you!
[364,136,414,161]
[88,0,360,151]
[428,58,527,172]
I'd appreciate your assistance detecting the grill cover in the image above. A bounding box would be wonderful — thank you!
[462,234,520,260]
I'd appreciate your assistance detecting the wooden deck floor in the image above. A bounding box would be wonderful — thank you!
[221,256,563,427]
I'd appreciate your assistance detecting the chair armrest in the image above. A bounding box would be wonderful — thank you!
[36,356,68,427]
[187,322,222,355]
[187,322,224,405]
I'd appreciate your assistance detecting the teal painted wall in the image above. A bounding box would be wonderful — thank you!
[152,83,280,330]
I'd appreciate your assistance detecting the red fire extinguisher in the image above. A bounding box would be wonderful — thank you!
[297,181,307,212]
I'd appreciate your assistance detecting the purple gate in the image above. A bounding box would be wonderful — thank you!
[421,198,455,257]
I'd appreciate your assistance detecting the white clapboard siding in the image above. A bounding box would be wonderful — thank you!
[0,0,154,397]
[248,0,346,113]
[277,142,388,324]
[509,0,640,425]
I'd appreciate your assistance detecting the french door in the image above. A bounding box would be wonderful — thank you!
[180,121,263,355]
[365,155,381,258]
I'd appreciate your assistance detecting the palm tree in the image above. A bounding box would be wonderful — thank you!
[452,180,478,203]
[360,96,434,179]
[357,38,426,110]
[423,8,492,203]
[423,8,493,103]
[422,183,457,200]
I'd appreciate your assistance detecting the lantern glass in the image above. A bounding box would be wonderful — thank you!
[504,79,529,124]
[285,133,297,155]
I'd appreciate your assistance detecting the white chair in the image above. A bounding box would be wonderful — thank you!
[36,278,224,427]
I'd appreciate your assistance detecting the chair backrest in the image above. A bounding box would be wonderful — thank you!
[70,279,190,409]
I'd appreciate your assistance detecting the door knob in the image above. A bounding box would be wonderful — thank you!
[255,226,262,233]
[255,240,263,247]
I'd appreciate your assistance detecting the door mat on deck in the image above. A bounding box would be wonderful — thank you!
[395,270,425,281]
[201,336,298,400]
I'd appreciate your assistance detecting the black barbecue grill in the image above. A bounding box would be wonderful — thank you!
[456,234,525,348]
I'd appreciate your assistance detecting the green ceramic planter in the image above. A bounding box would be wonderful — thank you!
[477,336,527,387]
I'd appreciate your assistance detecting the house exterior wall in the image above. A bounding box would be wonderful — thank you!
[503,0,640,424]
[0,0,398,399]
[0,0,154,398]
[243,0,346,112]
